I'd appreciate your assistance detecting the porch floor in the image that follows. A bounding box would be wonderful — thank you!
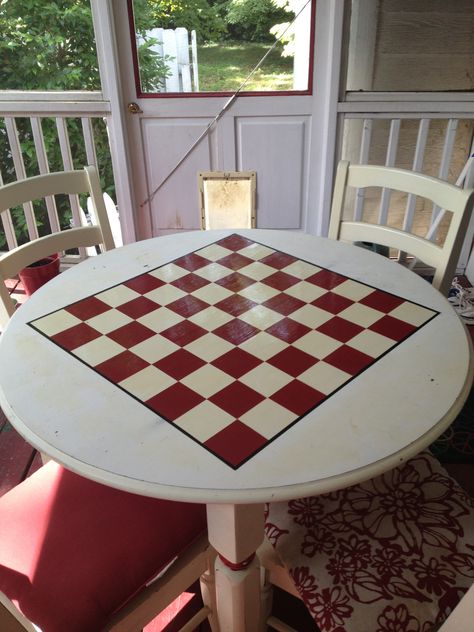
[0,279,473,632]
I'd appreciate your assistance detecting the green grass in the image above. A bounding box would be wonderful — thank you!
[197,41,293,92]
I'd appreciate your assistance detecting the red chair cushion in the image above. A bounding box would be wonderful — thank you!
[0,461,206,632]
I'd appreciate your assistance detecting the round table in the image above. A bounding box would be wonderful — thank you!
[0,229,472,631]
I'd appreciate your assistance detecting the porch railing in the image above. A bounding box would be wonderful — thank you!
[0,92,112,259]
[337,93,474,270]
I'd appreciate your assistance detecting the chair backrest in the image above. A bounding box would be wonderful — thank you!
[328,160,474,296]
[198,171,256,230]
[0,166,115,328]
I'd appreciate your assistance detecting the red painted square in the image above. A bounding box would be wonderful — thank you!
[263,294,305,316]
[95,350,149,382]
[213,318,259,345]
[117,296,159,319]
[173,253,210,272]
[324,345,373,375]
[216,272,256,292]
[204,421,267,468]
[160,320,208,347]
[123,273,164,294]
[211,348,261,378]
[154,349,206,380]
[260,251,298,269]
[216,234,254,251]
[107,321,156,348]
[146,383,204,420]
[209,382,265,418]
[268,347,318,377]
[312,292,353,314]
[262,271,300,291]
[171,273,210,293]
[360,290,405,313]
[271,380,325,415]
[369,314,416,341]
[66,296,110,321]
[317,316,364,343]
[217,252,254,271]
[52,322,102,350]
[306,269,346,290]
[266,318,311,344]
[167,295,209,318]
[215,294,258,317]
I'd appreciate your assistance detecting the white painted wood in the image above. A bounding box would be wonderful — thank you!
[191,30,199,91]
[4,118,39,242]
[0,229,471,502]
[0,171,17,251]
[81,117,98,166]
[352,118,373,221]
[329,161,474,295]
[91,0,138,244]
[30,117,61,234]
[346,92,474,103]
[346,0,378,91]
[293,0,311,90]
[0,101,109,115]
[378,118,400,225]
[403,118,430,232]
[163,30,180,92]
[111,0,320,239]
[431,118,458,227]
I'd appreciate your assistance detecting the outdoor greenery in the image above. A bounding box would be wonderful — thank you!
[0,0,295,247]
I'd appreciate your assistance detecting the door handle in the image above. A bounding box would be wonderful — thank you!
[127,102,142,114]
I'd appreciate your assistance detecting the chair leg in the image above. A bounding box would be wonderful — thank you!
[200,547,219,632]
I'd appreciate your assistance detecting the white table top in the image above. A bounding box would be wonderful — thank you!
[0,229,472,504]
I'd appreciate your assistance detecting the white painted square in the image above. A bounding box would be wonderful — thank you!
[331,279,373,301]
[138,307,183,333]
[240,363,292,397]
[346,329,394,357]
[239,305,283,329]
[96,285,140,307]
[389,301,435,326]
[145,284,187,306]
[119,365,175,401]
[283,260,321,279]
[73,336,124,365]
[293,330,342,359]
[191,283,233,305]
[185,332,234,362]
[239,261,275,281]
[338,303,383,328]
[131,334,179,363]
[238,243,275,260]
[181,364,234,398]
[195,243,233,262]
[32,310,81,336]
[298,361,351,395]
[240,400,295,439]
[290,304,334,329]
[188,306,234,330]
[239,282,280,303]
[150,263,189,282]
[174,400,234,442]
[285,281,327,303]
[86,308,132,334]
[193,262,233,282]
[239,331,287,360]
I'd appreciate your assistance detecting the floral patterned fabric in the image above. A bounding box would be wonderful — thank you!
[265,452,474,632]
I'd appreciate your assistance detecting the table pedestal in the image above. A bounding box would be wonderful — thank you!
[207,503,265,632]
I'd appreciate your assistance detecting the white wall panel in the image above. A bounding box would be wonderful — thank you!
[237,117,309,229]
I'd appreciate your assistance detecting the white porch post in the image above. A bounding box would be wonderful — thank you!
[304,0,345,236]
[90,0,137,244]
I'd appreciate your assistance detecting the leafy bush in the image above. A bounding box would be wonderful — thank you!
[224,0,290,42]
[144,0,226,43]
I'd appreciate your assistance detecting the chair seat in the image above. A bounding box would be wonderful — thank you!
[0,461,206,632]
[265,451,474,632]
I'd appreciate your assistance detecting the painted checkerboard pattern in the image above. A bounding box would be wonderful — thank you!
[28,234,438,469]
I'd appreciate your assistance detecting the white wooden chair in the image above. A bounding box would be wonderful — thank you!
[0,461,217,632]
[328,161,474,296]
[198,171,256,230]
[0,166,115,329]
